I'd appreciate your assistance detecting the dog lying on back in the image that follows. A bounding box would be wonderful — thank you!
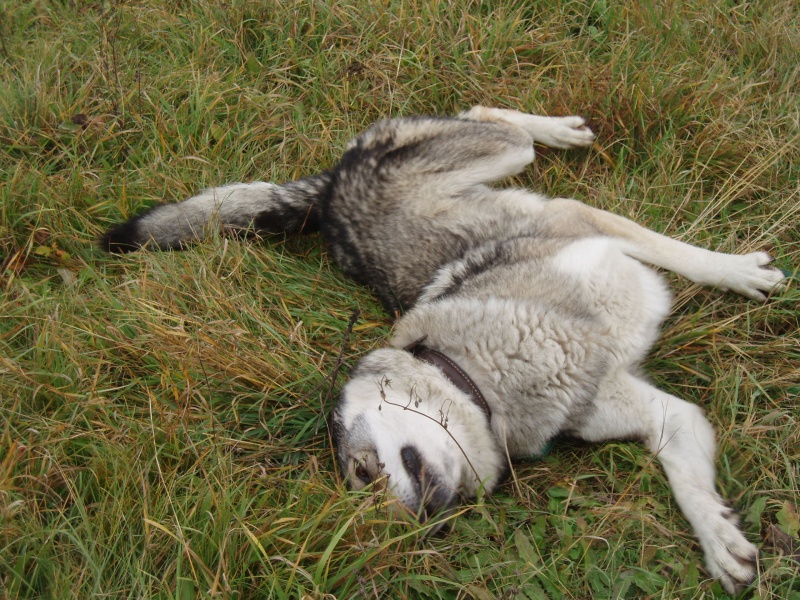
[103,106,786,593]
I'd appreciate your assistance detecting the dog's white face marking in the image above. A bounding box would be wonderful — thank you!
[333,349,505,523]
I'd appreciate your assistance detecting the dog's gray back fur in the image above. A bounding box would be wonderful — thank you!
[322,117,541,311]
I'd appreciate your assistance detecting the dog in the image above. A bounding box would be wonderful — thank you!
[102,106,786,593]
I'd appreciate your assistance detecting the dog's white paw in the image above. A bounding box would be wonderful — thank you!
[534,116,596,149]
[700,511,758,594]
[715,252,786,301]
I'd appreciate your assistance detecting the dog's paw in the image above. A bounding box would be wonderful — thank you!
[716,252,786,301]
[534,116,596,149]
[701,514,758,594]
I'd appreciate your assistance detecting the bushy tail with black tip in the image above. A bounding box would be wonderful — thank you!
[101,173,331,253]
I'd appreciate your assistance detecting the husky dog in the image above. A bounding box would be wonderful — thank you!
[103,107,786,593]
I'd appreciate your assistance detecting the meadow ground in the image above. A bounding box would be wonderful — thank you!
[1,1,798,598]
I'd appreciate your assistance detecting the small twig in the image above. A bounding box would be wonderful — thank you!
[313,308,360,433]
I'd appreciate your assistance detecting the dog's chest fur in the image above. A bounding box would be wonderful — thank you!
[389,234,672,457]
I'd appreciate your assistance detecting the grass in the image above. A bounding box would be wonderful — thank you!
[1,0,798,597]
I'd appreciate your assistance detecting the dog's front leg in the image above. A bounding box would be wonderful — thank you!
[572,373,758,594]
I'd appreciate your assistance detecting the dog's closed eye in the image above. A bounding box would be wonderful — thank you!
[355,463,372,484]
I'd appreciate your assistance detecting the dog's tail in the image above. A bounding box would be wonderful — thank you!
[100,173,331,253]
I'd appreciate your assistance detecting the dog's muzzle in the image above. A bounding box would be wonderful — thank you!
[400,445,459,527]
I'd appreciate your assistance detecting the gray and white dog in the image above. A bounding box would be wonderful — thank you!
[103,107,786,593]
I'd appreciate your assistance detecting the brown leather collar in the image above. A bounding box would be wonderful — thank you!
[403,336,492,422]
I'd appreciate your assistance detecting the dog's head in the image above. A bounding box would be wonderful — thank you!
[332,348,506,524]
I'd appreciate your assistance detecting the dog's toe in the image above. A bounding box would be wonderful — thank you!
[722,252,787,301]
[536,116,596,149]
[702,517,759,594]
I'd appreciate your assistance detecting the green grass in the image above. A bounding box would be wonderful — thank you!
[1,0,798,598]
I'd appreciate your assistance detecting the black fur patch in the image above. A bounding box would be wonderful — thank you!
[252,202,320,234]
[252,172,331,235]
[100,213,148,253]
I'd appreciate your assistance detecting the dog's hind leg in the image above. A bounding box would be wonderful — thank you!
[572,372,757,594]
[540,198,786,300]
[458,109,784,299]
[459,106,596,149]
